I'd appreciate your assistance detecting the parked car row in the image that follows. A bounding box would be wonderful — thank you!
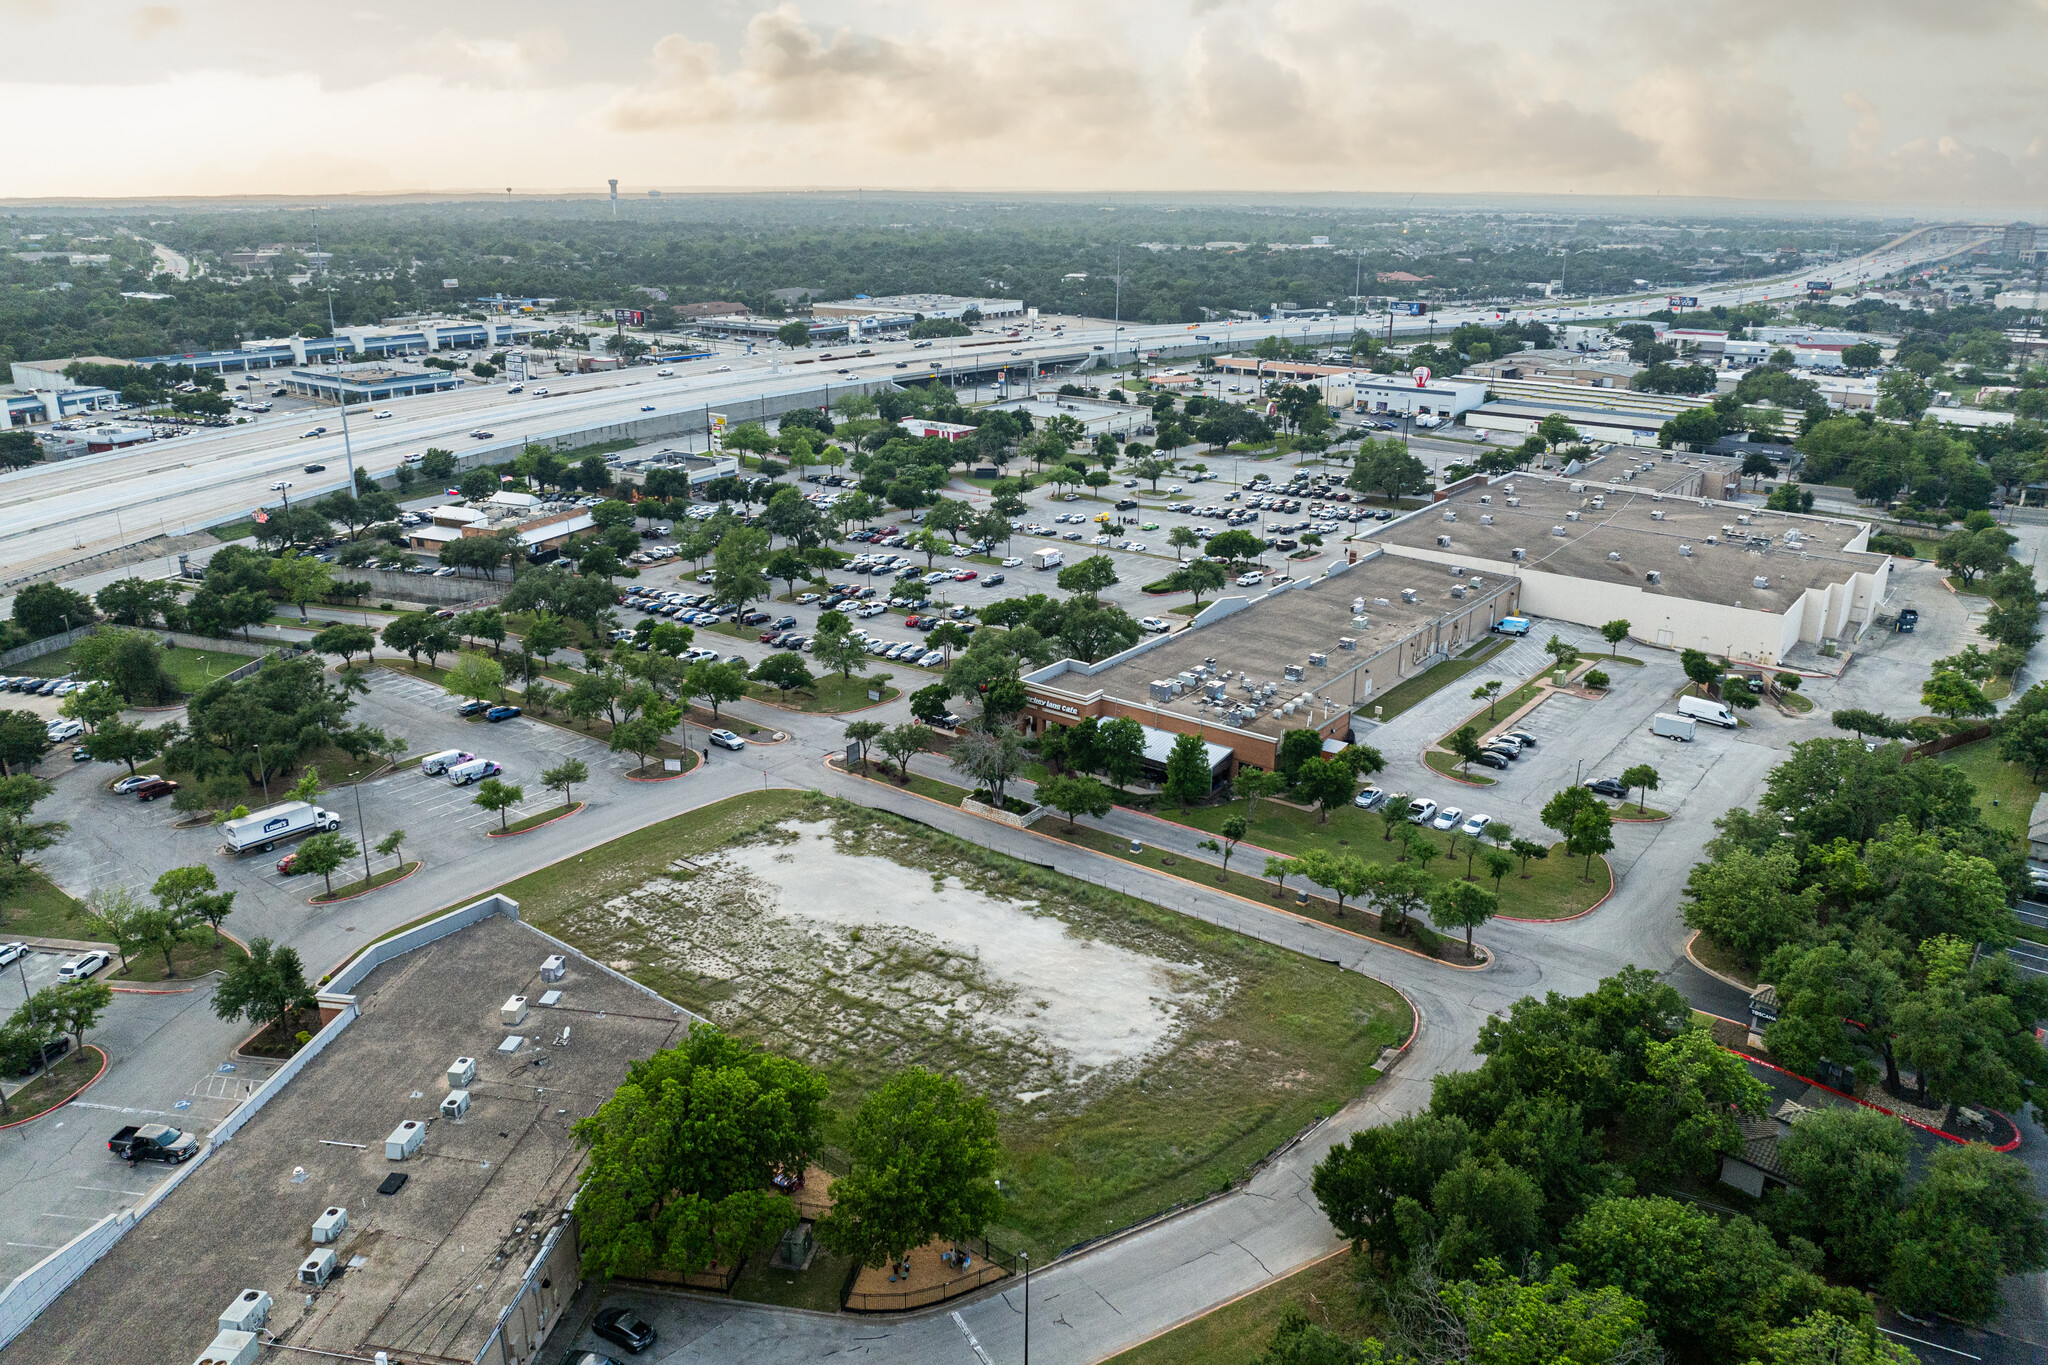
[1,675,80,696]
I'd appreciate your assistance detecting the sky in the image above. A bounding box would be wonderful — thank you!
[6,0,2047,210]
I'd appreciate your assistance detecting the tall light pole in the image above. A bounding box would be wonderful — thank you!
[1021,1251,1030,1365]
[324,263,360,496]
[252,744,269,805]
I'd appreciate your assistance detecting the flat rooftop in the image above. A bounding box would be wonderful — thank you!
[1374,476,1885,609]
[3,914,688,1365]
[1036,558,1495,740]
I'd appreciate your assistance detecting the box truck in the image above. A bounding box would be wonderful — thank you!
[1676,695,1737,729]
[1031,546,1064,571]
[1651,713,1696,742]
[221,801,342,855]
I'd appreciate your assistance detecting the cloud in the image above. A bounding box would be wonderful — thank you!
[128,3,178,37]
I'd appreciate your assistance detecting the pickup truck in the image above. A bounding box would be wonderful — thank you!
[109,1123,199,1164]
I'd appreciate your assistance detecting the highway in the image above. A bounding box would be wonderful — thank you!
[0,226,1972,584]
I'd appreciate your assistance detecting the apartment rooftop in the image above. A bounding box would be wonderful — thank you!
[4,913,688,1365]
[1375,476,1884,609]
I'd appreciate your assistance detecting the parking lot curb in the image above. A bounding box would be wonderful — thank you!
[1416,750,1495,788]
[1683,930,1757,992]
[486,804,586,837]
[825,755,1494,972]
[308,859,425,903]
[0,1044,108,1130]
[624,762,698,782]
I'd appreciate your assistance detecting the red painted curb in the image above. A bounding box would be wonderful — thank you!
[309,860,424,903]
[1724,1047,2021,1152]
[486,804,585,838]
[0,1044,108,1130]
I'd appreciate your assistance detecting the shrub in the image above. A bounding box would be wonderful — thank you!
[1867,533,1916,558]
[1584,669,1610,689]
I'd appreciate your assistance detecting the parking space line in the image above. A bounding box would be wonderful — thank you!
[74,1185,149,1197]
[6,1242,57,1252]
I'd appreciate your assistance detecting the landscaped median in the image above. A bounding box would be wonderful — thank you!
[0,1044,107,1129]
[310,860,422,903]
[487,803,583,837]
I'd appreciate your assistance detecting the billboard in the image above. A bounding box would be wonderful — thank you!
[611,308,645,326]
[1391,301,1428,316]
[1805,280,1832,293]
[1667,296,1698,309]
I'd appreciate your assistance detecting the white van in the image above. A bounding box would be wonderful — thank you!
[447,758,502,787]
[419,749,473,776]
[1676,695,1737,729]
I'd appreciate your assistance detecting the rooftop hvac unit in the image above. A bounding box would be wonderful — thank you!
[194,1329,260,1365]
[540,955,566,983]
[1753,576,1770,589]
[386,1119,426,1161]
[441,1089,471,1119]
[1149,680,1175,702]
[1470,576,1484,587]
[1452,586,1467,599]
[538,989,561,1008]
[1503,483,1515,494]
[299,1248,338,1289]
[1645,570,1662,584]
[1283,702,1297,716]
[1565,510,1581,521]
[1678,544,1693,556]
[1351,597,1365,613]
[1651,492,1662,501]
[1511,548,1526,560]
[1338,636,1357,650]
[1374,597,1390,606]
[1442,510,1457,521]
[1479,514,1494,525]
[1570,482,1585,493]
[218,1290,271,1334]
[1625,470,1637,480]
[447,1056,476,1088]
[1552,525,1567,538]
[1284,663,1306,681]
[1436,534,1451,547]
[311,1206,348,1245]
[1450,565,1466,576]
[1479,494,1491,505]
[1399,588,1418,603]
[1650,510,1665,521]
[1590,496,1605,509]
[1308,653,1327,667]
[1607,550,1623,562]
[1705,534,1719,545]
[1505,496,1520,506]
[1737,514,1751,525]
[501,995,529,1027]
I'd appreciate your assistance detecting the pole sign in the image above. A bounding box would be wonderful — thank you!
[1805,280,1832,293]
[612,308,644,325]
[1667,295,1698,309]
[1391,301,1427,316]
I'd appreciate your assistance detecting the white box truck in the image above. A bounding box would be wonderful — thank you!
[221,801,342,855]
[1031,546,1064,571]
[1676,695,1737,728]
[1651,713,1696,742]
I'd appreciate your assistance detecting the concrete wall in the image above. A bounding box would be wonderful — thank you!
[325,893,520,993]
[0,1211,133,1349]
[349,567,506,605]
[0,623,96,667]
[481,1213,581,1365]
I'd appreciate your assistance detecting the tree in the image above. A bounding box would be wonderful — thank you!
[816,1067,1002,1272]
[1922,669,1994,725]
[1619,763,1658,814]
[843,719,884,771]
[1265,855,1301,898]
[1471,679,1504,720]
[814,624,872,680]
[375,828,408,871]
[0,773,65,872]
[1216,814,1249,877]
[79,885,149,972]
[310,623,377,671]
[574,1025,827,1280]
[1347,438,1430,503]
[1830,708,1902,742]
[1294,756,1354,823]
[1096,716,1146,793]
[472,776,525,831]
[59,681,122,735]
[293,830,358,898]
[1771,1106,1911,1284]
[1167,525,1201,561]
[0,712,52,776]
[1446,724,1485,774]
[1419,877,1493,958]
[1743,1312,1916,1365]
[1038,773,1112,830]
[456,606,509,656]
[1162,731,1213,810]
[1483,848,1514,896]
[1543,633,1580,673]
[1601,619,1631,653]
[80,718,169,776]
[1535,412,1580,452]
[445,651,506,705]
[1239,766,1285,819]
[610,706,679,771]
[381,611,456,668]
[876,723,935,782]
[541,758,587,809]
[1508,837,1548,878]
[711,524,771,612]
[1056,554,1120,599]
[1204,528,1265,564]
[269,553,333,622]
[685,661,749,722]
[40,978,112,1055]
[1567,804,1614,881]
[775,319,812,348]
[750,652,814,701]
[12,582,94,639]
[71,628,176,704]
[95,576,179,628]
[1887,1141,2048,1322]
[949,726,1026,808]
[1173,557,1229,604]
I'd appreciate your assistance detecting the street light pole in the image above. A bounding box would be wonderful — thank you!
[1021,1251,1030,1365]
[353,782,372,884]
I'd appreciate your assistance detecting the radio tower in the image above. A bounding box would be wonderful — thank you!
[608,180,618,218]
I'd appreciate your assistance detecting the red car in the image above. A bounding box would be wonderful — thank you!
[133,779,179,802]
[903,615,924,628]
[955,570,978,581]
[276,851,302,874]
[758,631,780,643]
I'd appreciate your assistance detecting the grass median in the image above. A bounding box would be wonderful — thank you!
[1105,1251,1379,1365]
[0,869,84,940]
[311,860,421,902]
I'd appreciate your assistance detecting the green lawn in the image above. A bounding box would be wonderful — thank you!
[1154,797,1610,922]
[1424,750,1496,784]
[207,517,260,542]
[4,1047,103,1119]
[496,803,577,835]
[111,927,245,983]
[1933,737,2042,841]
[17,643,265,693]
[1106,1252,1379,1365]
[838,761,969,806]
[1692,932,1761,986]
[0,869,84,939]
[1359,641,1512,725]
[747,675,901,714]
[471,791,1415,1260]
